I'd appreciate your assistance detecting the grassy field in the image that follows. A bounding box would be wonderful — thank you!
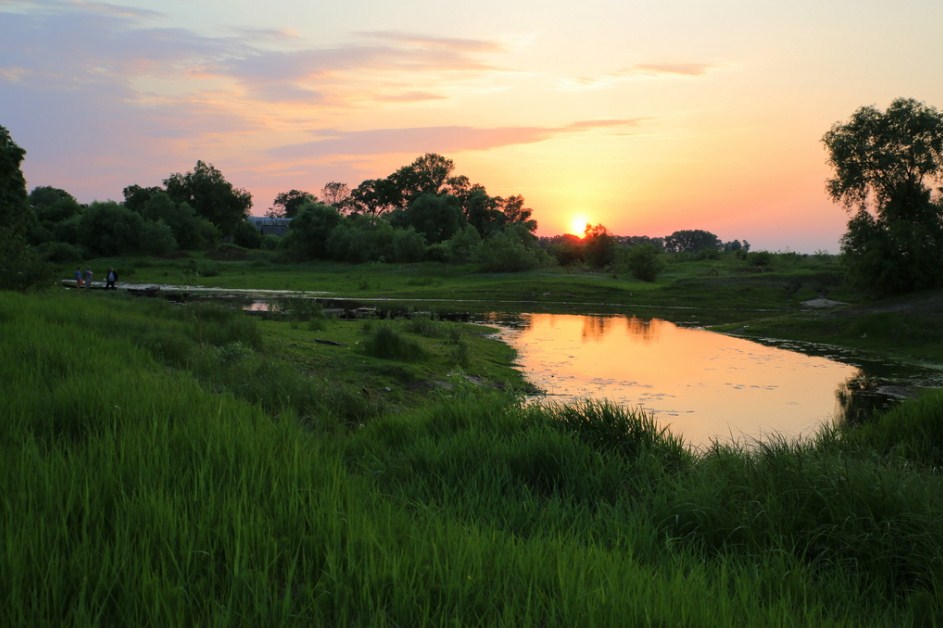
[69,250,943,360]
[3,287,942,625]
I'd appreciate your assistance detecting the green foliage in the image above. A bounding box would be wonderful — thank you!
[0,127,52,290]
[269,189,316,218]
[396,193,464,244]
[825,99,943,296]
[544,399,690,467]
[233,218,262,249]
[163,160,252,237]
[0,124,30,236]
[664,229,723,254]
[362,324,426,361]
[140,219,177,255]
[840,203,943,296]
[583,224,616,268]
[77,201,145,256]
[389,226,427,262]
[30,186,81,227]
[545,233,584,266]
[823,98,943,211]
[131,189,217,250]
[842,389,943,468]
[472,227,548,272]
[0,228,53,290]
[283,201,341,260]
[36,240,83,264]
[3,291,943,624]
[624,242,664,281]
[748,250,773,268]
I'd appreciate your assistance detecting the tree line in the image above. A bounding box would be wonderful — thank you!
[16,96,941,297]
[0,136,756,288]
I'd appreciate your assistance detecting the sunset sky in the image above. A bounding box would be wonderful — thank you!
[3,1,942,252]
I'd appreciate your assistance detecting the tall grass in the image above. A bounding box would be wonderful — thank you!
[2,290,941,625]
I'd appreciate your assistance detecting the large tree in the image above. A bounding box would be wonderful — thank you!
[164,161,251,237]
[269,189,316,218]
[0,125,30,235]
[388,153,455,208]
[823,98,943,295]
[0,125,49,290]
[663,229,722,255]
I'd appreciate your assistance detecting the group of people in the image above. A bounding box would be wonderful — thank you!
[74,267,118,290]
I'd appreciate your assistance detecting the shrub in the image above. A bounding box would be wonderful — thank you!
[362,325,426,361]
[624,243,664,282]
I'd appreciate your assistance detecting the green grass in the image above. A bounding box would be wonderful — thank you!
[3,290,943,625]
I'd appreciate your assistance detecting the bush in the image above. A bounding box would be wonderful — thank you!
[624,243,664,282]
[362,324,426,361]
[37,240,83,264]
[0,229,54,290]
[472,230,547,272]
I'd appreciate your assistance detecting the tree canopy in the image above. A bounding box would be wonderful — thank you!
[0,125,30,235]
[164,161,251,237]
[823,98,943,296]
[269,189,316,218]
[823,98,943,216]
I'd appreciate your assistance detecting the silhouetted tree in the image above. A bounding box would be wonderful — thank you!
[269,189,316,218]
[663,229,722,254]
[283,201,342,259]
[164,161,251,237]
[319,182,351,210]
[0,125,30,236]
[823,98,943,295]
[584,224,616,268]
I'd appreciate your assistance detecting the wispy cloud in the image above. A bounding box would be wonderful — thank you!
[269,119,644,160]
[559,62,721,90]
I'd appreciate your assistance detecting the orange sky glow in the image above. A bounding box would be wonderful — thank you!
[3,0,943,252]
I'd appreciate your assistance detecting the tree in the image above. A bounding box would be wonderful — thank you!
[349,178,400,215]
[78,201,147,256]
[0,125,30,235]
[500,195,538,233]
[319,182,351,210]
[269,189,316,218]
[395,193,465,244]
[583,224,616,268]
[388,153,455,208]
[0,126,51,290]
[823,98,943,295]
[823,98,943,214]
[125,186,216,250]
[30,186,81,225]
[663,229,722,255]
[624,243,664,282]
[462,186,504,237]
[164,161,252,237]
[283,201,341,260]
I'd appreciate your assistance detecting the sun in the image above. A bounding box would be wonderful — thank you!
[568,214,590,237]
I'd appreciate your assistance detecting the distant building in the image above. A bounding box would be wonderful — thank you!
[248,216,292,236]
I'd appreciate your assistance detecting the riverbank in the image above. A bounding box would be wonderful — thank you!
[3,288,942,625]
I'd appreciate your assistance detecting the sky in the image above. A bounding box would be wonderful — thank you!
[3,0,943,252]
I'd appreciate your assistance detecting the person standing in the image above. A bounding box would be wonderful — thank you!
[74,267,83,288]
[84,268,93,290]
[106,267,118,290]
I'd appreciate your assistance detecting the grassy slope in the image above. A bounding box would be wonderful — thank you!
[3,290,943,625]
[73,251,943,360]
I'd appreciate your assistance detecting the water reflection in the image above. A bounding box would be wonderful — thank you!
[498,313,864,449]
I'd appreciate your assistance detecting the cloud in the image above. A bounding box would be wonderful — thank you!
[559,62,720,90]
[269,119,644,160]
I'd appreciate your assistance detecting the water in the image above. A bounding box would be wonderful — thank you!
[493,313,899,449]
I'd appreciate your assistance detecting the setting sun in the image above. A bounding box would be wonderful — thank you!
[569,215,590,237]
